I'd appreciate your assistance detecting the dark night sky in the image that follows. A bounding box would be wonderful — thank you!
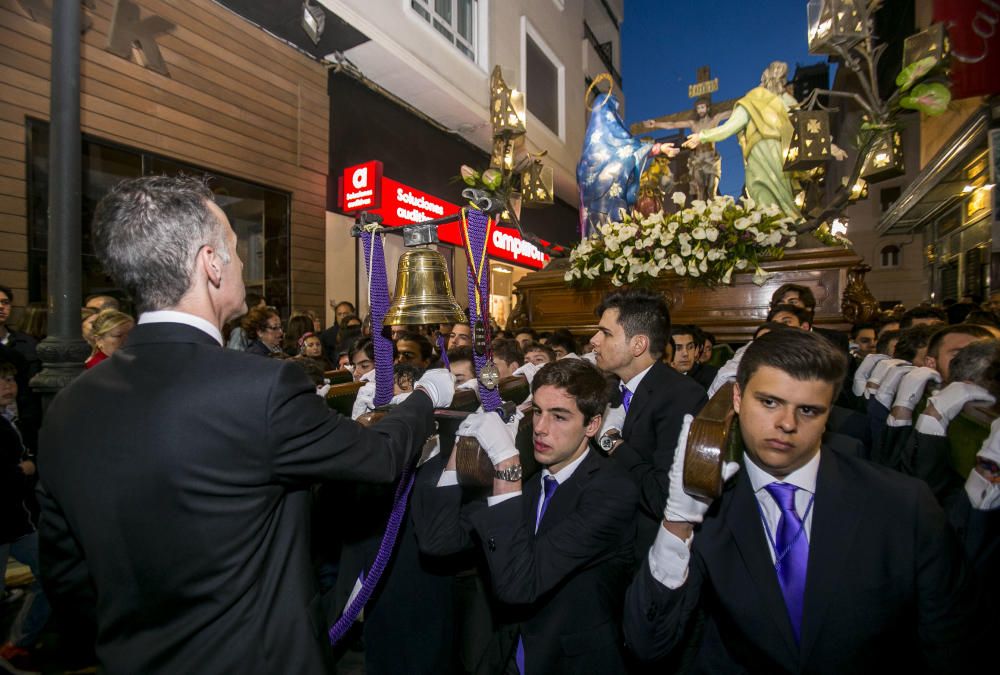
[622,0,828,196]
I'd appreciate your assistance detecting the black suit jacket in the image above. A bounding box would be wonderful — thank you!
[36,322,434,675]
[413,450,638,674]
[687,362,718,391]
[624,448,985,673]
[614,360,707,553]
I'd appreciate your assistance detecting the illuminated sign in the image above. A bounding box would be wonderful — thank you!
[339,160,382,211]
[338,161,553,270]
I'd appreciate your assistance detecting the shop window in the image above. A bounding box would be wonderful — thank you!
[879,244,900,268]
[411,0,477,61]
[522,20,565,139]
[26,119,291,316]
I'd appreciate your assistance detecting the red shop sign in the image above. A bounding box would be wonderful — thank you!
[338,161,553,270]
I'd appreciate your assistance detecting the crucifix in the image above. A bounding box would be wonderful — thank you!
[630,66,737,201]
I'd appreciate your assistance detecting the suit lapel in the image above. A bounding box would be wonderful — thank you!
[522,470,544,529]
[622,361,662,436]
[535,451,596,535]
[797,450,864,666]
[723,470,801,662]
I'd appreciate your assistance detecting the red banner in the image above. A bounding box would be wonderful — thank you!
[934,0,1000,99]
[337,161,554,270]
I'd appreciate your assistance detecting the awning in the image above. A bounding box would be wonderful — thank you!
[877,108,990,235]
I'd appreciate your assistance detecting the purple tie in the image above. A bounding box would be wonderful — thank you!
[621,385,633,412]
[764,482,809,643]
[516,475,559,673]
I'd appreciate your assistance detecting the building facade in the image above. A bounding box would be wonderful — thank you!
[1,0,330,319]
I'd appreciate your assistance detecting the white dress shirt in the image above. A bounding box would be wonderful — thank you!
[139,310,224,346]
[648,450,821,588]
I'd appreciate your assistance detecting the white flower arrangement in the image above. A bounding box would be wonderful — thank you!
[565,194,801,288]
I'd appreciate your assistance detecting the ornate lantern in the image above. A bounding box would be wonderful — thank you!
[807,0,867,55]
[520,160,554,206]
[489,66,526,139]
[860,129,904,183]
[784,109,832,170]
[903,23,949,69]
[848,178,869,201]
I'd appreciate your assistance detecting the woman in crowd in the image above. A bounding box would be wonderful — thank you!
[243,306,284,357]
[84,310,134,369]
[297,332,333,371]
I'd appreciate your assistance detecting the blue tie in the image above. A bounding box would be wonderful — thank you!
[620,384,633,412]
[763,483,809,643]
[516,476,559,673]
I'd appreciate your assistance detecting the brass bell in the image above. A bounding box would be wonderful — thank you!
[383,248,467,326]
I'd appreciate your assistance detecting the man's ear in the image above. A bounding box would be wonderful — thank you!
[732,382,743,414]
[200,245,222,288]
[631,334,649,357]
[584,413,602,439]
[924,355,938,372]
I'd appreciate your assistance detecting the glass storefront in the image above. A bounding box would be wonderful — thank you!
[26,119,292,315]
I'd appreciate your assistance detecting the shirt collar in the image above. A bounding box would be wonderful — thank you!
[623,363,654,394]
[138,310,224,346]
[744,448,821,495]
[541,448,589,485]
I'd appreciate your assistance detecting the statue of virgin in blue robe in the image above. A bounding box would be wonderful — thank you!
[576,93,654,237]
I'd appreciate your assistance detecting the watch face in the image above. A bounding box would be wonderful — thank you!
[600,436,614,451]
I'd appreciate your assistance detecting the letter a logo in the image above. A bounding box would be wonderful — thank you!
[352,167,368,189]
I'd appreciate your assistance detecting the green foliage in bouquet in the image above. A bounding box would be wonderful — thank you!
[565,193,799,288]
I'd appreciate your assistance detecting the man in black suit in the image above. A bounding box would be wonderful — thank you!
[624,329,986,673]
[590,289,707,554]
[35,176,455,674]
[412,359,639,674]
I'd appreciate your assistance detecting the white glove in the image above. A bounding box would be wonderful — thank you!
[966,418,1000,510]
[663,415,740,524]
[512,361,542,385]
[390,391,413,405]
[926,382,996,428]
[707,344,748,398]
[892,367,941,411]
[853,353,890,396]
[865,358,908,398]
[316,383,331,398]
[600,404,627,437]
[414,368,456,408]
[457,411,519,466]
[875,364,915,408]
[351,381,376,420]
[978,418,1000,465]
[457,378,481,393]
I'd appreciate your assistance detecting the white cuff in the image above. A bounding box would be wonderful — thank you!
[965,469,1000,510]
[647,524,692,589]
[886,415,912,428]
[915,414,947,437]
[436,469,459,487]
[486,491,521,506]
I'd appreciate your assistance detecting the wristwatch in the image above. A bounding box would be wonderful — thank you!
[599,430,622,454]
[494,464,523,482]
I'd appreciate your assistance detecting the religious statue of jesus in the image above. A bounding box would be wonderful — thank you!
[639,97,730,201]
[682,61,802,220]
